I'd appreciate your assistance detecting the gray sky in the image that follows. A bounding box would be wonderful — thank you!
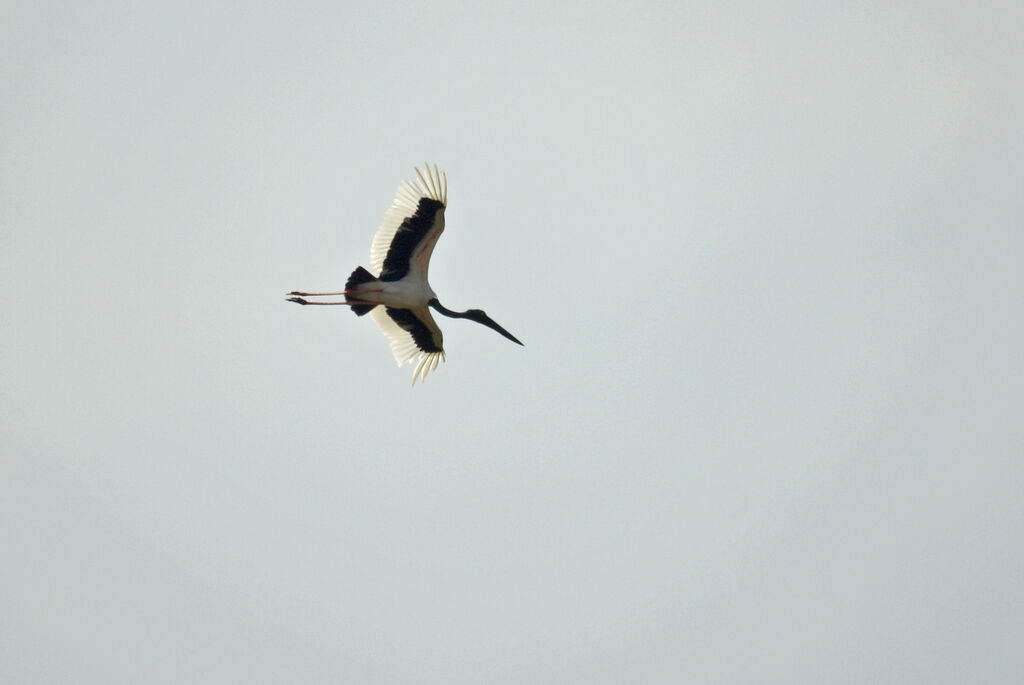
[3,1,1023,682]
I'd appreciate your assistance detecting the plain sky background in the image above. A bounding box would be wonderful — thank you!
[3,1,1023,682]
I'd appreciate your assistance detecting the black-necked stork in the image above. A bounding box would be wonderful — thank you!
[288,164,523,384]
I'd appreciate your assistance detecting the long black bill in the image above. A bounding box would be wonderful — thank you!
[468,311,524,346]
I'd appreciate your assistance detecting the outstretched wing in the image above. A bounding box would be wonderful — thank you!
[370,163,448,283]
[368,305,446,384]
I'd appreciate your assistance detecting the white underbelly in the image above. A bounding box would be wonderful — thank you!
[361,279,434,308]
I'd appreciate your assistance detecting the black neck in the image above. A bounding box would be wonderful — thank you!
[429,298,523,346]
[428,299,465,318]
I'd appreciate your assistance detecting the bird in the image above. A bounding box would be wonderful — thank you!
[288,163,523,384]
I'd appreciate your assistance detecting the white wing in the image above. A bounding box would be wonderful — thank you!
[368,306,446,385]
[369,163,448,276]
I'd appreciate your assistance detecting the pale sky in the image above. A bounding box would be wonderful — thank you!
[3,1,1023,683]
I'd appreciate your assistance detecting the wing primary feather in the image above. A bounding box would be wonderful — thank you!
[428,163,439,200]
[421,163,433,199]
[414,166,429,197]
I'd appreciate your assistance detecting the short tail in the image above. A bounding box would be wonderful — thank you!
[345,266,379,316]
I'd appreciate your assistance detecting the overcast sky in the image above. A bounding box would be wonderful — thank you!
[3,1,1023,683]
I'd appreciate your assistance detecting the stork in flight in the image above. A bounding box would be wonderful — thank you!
[288,163,523,384]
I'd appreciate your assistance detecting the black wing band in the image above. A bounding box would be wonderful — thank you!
[385,308,443,353]
[379,197,445,282]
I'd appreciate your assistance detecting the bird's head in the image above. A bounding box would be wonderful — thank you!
[463,309,524,346]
